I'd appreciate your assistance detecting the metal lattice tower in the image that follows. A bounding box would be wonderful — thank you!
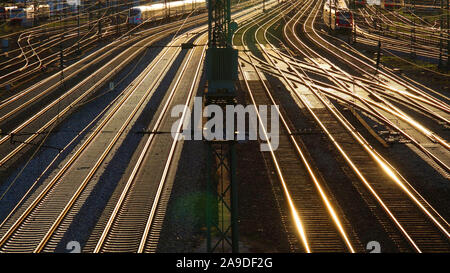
[208,0,232,48]
[205,0,239,253]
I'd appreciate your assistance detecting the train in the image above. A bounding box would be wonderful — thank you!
[49,2,71,16]
[380,0,404,9]
[0,6,22,22]
[3,6,18,19]
[323,0,354,32]
[355,0,366,6]
[9,7,26,24]
[1,4,50,25]
[128,0,206,24]
[26,4,51,20]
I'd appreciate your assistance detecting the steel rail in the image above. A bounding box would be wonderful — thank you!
[253,6,357,253]
[0,30,185,253]
[281,0,450,251]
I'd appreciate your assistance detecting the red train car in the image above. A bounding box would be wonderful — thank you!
[355,0,366,7]
[381,0,404,10]
[323,0,354,33]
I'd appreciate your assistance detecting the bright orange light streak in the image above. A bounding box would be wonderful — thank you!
[237,57,311,253]
[257,15,355,253]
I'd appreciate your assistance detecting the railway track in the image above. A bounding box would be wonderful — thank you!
[0,0,447,254]
[0,25,196,253]
[85,0,283,253]
[364,5,448,42]
[0,0,278,253]
[234,1,361,252]
[279,0,450,252]
[87,31,207,254]
[0,0,259,88]
[226,0,450,252]
[0,1,267,176]
[0,16,131,90]
[0,0,262,130]
[0,13,210,175]
[288,0,450,173]
[354,6,448,60]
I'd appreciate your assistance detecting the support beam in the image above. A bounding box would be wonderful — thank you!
[205,0,239,253]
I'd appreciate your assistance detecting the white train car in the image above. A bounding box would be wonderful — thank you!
[36,4,51,20]
[1,6,17,21]
[26,5,50,20]
[129,0,206,24]
[4,6,18,16]
[9,7,26,23]
[20,4,50,25]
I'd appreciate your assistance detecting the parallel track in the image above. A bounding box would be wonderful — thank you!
[280,0,450,252]
[235,2,359,252]
[0,27,190,253]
